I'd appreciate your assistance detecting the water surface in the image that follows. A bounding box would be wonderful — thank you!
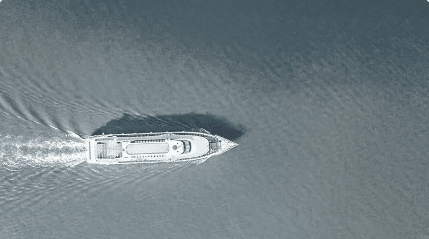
[1,0,429,238]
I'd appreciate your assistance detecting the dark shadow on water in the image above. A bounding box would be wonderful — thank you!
[91,113,246,141]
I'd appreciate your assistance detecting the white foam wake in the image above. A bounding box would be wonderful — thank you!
[0,133,87,168]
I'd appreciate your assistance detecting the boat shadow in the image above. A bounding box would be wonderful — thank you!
[91,113,246,141]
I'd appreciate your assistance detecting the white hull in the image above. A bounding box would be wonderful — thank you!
[85,130,238,164]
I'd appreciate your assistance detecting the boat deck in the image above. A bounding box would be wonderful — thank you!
[86,131,238,164]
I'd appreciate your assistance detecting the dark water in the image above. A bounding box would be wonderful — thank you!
[1,0,429,238]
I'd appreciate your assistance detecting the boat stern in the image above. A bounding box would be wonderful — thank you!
[86,137,97,163]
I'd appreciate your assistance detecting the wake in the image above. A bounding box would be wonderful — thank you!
[0,133,87,168]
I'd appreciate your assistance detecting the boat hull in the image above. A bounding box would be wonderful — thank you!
[85,130,238,164]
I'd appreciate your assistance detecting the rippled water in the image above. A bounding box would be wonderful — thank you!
[1,0,429,238]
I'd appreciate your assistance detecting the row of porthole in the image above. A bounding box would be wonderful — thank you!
[132,139,165,143]
[131,155,164,158]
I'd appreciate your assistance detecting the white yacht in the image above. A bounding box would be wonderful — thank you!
[85,129,238,164]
